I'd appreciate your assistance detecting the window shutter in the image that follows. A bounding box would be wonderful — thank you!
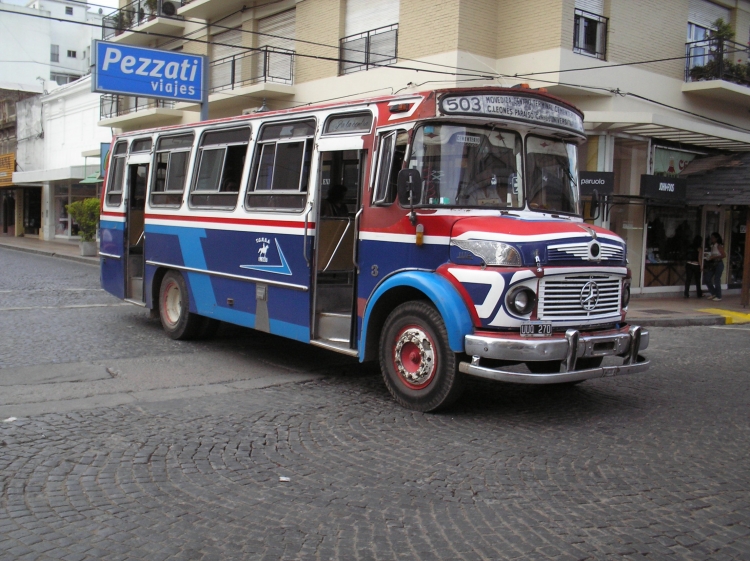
[258,9,295,82]
[210,27,244,90]
[688,0,730,28]
[575,0,604,15]
[344,0,399,36]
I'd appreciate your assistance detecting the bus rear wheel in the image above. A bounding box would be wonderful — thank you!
[379,301,464,412]
[159,271,203,340]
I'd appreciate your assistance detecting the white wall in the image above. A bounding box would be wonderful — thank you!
[0,0,102,90]
[42,76,112,170]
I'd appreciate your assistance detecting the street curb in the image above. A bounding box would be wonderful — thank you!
[631,315,726,327]
[0,242,99,266]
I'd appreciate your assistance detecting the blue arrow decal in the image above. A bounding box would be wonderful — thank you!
[240,238,292,276]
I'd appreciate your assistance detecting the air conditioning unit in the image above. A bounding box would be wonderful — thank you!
[160,0,180,17]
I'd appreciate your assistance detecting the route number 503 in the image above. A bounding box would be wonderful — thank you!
[443,96,483,113]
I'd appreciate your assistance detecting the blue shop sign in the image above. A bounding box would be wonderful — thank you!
[92,41,206,103]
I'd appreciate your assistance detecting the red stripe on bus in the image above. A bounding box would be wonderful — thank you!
[144,213,313,229]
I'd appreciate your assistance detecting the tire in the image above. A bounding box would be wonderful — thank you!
[379,301,464,412]
[159,271,204,340]
[526,360,562,374]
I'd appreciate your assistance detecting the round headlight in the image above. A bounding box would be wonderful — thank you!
[506,286,536,316]
[622,283,631,308]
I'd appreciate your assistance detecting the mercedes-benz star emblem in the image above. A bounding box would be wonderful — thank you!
[580,281,600,311]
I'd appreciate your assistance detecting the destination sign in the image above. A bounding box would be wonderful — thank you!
[439,94,585,134]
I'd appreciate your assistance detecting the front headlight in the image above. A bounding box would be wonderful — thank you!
[450,239,523,267]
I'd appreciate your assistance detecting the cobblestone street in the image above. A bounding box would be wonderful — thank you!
[1,248,749,560]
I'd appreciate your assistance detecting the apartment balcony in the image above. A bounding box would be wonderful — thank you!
[98,94,184,128]
[683,37,750,105]
[178,0,250,20]
[339,24,398,75]
[102,0,186,46]
[177,47,295,113]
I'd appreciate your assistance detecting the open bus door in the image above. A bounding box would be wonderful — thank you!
[124,156,149,304]
[310,145,364,355]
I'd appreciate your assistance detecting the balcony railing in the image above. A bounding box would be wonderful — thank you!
[102,0,185,40]
[100,94,175,119]
[339,24,398,75]
[685,37,750,87]
[209,47,294,93]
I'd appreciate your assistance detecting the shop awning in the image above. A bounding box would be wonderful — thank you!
[585,111,750,151]
[13,165,88,185]
[79,173,103,184]
[680,152,750,205]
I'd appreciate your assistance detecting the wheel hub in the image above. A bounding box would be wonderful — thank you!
[394,327,435,386]
[163,282,182,326]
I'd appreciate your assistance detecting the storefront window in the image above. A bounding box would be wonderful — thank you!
[728,207,746,287]
[54,184,98,238]
[644,205,701,287]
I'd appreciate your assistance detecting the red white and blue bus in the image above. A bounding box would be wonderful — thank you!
[99,86,650,411]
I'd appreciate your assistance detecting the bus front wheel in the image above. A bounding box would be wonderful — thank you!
[379,301,464,412]
[159,271,203,340]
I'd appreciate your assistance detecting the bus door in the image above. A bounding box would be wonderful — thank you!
[123,155,150,303]
[311,143,365,353]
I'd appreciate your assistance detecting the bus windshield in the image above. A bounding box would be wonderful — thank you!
[525,135,579,215]
[408,123,523,209]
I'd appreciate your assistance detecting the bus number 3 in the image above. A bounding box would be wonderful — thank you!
[371,265,379,277]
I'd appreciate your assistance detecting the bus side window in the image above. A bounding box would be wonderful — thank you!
[245,118,316,212]
[105,141,127,207]
[373,130,407,205]
[189,127,250,209]
[151,133,194,207]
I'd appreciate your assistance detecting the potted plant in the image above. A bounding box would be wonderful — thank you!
[66,198,100,256]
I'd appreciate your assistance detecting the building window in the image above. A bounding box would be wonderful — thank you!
[50,72,80,85]
[67,50,77,58]
[50,44,59,62]
[340,24,398,74]
[65,6,73,15]
[573,9,607,60]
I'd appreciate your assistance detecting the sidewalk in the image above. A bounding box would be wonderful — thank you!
[1,234,748,327]
[0,235,98,266]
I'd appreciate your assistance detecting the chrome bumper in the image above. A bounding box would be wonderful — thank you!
[459,325,650,385]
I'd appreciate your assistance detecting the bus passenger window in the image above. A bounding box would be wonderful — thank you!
[246,118,316,212]
[190,126,250,209]
[151,133,193,207]
[373,130,407,205]
[105,141,127,207]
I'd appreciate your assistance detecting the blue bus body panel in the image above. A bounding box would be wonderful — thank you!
[100,219,125,300]
[145,224,311,343]
[359,270,474,359]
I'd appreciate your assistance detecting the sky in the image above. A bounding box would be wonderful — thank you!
[1,0,120,11]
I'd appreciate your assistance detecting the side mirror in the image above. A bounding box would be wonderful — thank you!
[397,169,423,208]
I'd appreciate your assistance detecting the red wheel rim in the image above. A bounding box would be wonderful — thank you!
[392,324,437,390]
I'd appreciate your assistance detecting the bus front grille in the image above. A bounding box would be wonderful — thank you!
[538,274,622,320]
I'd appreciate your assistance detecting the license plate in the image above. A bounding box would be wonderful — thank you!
[520,322,552,337]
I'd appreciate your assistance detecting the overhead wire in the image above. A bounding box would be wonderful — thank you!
[3,5,750,136]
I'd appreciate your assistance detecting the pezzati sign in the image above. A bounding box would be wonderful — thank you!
[92,41,206,103]
[640,174,687,201]
[579,171,614,196]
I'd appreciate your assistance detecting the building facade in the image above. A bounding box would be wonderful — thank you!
[0,0,104,238]
[100,0,750,295]
[13,76,113,241]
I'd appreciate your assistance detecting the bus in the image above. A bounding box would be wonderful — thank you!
[99,86,650,412]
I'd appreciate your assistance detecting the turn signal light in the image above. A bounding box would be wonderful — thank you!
[390,103,412,113]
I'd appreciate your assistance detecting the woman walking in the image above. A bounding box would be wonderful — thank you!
[704,232,726,301]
